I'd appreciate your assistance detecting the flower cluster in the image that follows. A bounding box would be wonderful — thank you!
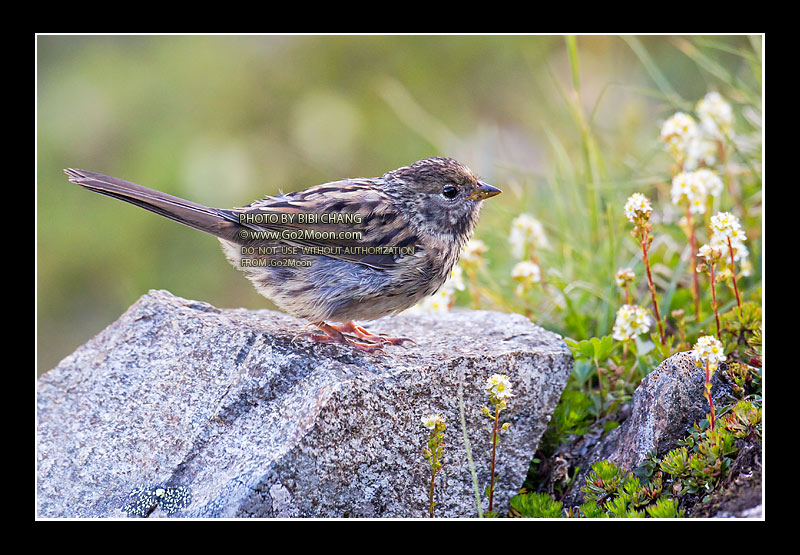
[685,135,719,170]
[482,373,513,514]
[660,112,698,161]
[660,93,734,170]
[421,413,446,431]
[697,243,723,264]
[670,168,724,214]
[697,242,725,337]
[615,268,635,288]
[692,335,726,371]
[421,412,447,517]
[612,304,651,341]
[696,91,734,140]
[710,212,748,263]
[623,191,664,343]
[511,260,541,296]
[624,193,653,224]
[615,268,635,304]
[692,335,726,431]
[507,213,547,299]
[509,213,548,260]
[484,373,514,405]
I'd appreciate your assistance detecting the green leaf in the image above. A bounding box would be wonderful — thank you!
[510,492,564,518]
[565,338,595,360]
[591,335,615,361]
[645,497,684,518]
[579,500,608,518]
[571,359,595,385]
[565,335,614,362]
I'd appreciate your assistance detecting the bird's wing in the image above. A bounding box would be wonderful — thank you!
[224,179,423,270]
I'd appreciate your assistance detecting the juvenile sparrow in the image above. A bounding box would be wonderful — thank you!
[65,157,501,352]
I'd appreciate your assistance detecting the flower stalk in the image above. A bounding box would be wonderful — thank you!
[488,403,500,513]
[704,360,716,431]
[692,336,726,432]
[698,244,723,339]
[482,374,513,515]
[685,204,701,320]
[625,194,665,345]
[727,236,742,308]
[710,211,747,310]
[421,414,446,518]
[615,268,635,306]
[640,228,665,344]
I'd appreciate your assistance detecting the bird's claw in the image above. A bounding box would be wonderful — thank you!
[292,320,413,354]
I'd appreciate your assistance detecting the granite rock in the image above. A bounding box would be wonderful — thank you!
[37,289,573,518]
[560,350,739,508]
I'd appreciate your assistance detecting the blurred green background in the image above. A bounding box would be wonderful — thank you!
[36,35,762,373]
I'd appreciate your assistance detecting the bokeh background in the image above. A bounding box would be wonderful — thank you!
[37,35,762,373]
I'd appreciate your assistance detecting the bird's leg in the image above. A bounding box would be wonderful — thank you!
[295,321,387,353]
[328,320,416,346]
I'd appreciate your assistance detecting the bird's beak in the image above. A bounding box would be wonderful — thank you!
[466,181,502,201]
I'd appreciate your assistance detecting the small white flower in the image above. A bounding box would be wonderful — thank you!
[421,414,445,430]
[684,136,718,170]
[461,238,488,265]
[443,265,466,294]
[405,289,452,314]
[712,237,749,264]
[612,304,651,341]
[693,168,724,198]
[511,260,541,283]
[709,211,749,268]
[660,112,699,159]
[511,260,541,296]
[624,193,652,223]
[485,374,514,401]
[696,91,734,139]
[710,211,736,233]
[698,243,723,263]
[710,211,746,243]
[692,335,726,371]
[509,214,548,259]
[670,169,723,214]
[405,267,464,314]
[670,172,703,213]
[421,289,454,313]
[615,268,635,288]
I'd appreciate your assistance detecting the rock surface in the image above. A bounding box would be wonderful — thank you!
[37,290,573,518]
[560,351,756,511]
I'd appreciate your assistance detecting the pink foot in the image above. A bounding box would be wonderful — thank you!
[329,321,416,347]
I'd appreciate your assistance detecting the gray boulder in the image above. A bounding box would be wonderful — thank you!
[37,289,572,518]
[560,350,742,508]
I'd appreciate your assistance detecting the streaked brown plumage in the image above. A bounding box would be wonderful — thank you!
[66,157,501,352]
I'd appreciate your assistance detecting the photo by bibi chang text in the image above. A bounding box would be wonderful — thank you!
[238,213,364,225]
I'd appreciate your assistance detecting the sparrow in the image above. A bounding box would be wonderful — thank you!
[65,157,501,353]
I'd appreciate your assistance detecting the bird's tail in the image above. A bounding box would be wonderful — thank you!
[65,168,246,244]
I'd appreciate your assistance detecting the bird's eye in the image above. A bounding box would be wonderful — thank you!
[442,186,458,199]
